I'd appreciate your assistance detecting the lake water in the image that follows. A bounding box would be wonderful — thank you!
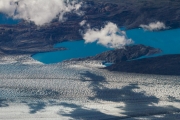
[33,28,180,64]
[126,28,180,55]
[0,14,19,24]
[32,40,113,64]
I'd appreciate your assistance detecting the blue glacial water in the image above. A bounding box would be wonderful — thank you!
[0,13,19,24]
[32,40,113,64]
[126,28,180,55]
[33,28,180,64]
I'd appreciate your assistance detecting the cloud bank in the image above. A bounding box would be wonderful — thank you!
[83,22,133,49]
[0,0,83,25]
[140,21,166,31]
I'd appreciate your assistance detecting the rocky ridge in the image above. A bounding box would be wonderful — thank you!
[106,54,180,75]
[70,44,161,63]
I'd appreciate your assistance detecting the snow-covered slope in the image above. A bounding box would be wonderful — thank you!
[0,56,180,120]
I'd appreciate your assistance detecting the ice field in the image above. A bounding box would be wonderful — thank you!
[0,55,180,120]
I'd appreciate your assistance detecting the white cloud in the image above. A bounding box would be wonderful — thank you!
[0,0,83,25]
[83,22,133,49]
[140,21,166,31]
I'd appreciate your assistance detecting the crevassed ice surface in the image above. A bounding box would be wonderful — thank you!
[0,55,180,120]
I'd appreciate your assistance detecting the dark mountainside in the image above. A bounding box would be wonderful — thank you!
[0,0,180,75]
[1,0,180,55]
[87,45,161,63]
[83,0,180,29]
[106,55,180,75]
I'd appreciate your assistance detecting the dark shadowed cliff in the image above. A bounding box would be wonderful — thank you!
[106,54,180,75]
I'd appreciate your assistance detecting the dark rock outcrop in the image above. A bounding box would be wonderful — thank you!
[106,54,180,75]
[73,45,161,63]
[0,21,81,55]
[87,45,161,63]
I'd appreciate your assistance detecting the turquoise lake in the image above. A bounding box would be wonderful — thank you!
[0,14,19,24]
[32,28,180,64]
[32,41,113,64]
[126,28,180,55]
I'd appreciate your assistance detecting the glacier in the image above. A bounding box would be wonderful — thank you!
[0,55,180,120]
